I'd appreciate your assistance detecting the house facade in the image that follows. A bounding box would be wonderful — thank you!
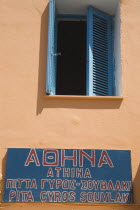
[0,0,140,209]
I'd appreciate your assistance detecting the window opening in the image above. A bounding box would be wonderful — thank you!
[56,20,86,95]
[46,0,121,96]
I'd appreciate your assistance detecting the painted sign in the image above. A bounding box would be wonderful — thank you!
[3,149,133,203]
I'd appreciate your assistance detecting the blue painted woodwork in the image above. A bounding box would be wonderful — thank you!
[46,0,57,95]
[46,3,115,96]
[3,149,133,203]
[86,7,114,96]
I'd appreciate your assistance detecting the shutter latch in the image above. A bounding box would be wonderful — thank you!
[52,53,61,56]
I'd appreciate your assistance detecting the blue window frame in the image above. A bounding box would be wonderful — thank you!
[46,0,114,96]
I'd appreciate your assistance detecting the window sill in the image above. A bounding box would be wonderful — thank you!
[44,95,123,100]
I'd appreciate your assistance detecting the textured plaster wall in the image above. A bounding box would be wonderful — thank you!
[0,0,140,209]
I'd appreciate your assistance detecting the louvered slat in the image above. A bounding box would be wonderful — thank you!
[93,16,108,95]
[86,7,114,96]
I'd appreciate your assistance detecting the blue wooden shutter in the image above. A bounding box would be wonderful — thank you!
[86,7,114,96]
[46,0,57,95]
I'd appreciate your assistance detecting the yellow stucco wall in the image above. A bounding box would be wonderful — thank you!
[0,0,140,209]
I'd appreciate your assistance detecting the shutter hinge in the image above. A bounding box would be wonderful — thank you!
[51,53,61,56]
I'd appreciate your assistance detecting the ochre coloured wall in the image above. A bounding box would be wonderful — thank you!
[0,0,140,209]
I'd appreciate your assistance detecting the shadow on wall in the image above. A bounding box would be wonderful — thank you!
[0,153,7,202]
[133,164,140,204]
[36,4,122,115]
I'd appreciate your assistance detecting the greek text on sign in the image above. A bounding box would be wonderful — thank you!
[3,149,133,203]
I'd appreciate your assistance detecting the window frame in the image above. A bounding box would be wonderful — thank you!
[46,0,122,98]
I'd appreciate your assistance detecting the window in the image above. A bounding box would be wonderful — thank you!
[46,0,121,96]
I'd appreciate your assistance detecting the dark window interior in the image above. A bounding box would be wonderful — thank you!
[56,21,86,95]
